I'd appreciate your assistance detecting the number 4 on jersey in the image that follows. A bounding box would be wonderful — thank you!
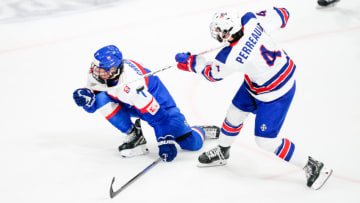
[260,45,281,66]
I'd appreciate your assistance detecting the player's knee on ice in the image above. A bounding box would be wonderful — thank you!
[176,128,205,151]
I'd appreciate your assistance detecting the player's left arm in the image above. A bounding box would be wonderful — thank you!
[255,7,290,34]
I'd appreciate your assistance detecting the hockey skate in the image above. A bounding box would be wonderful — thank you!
[118,119,149,157]
[198,126,220,139]
[317,0,340,7]
[198,145,230,167]
[303,156,333,190]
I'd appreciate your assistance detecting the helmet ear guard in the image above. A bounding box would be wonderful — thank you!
[209,11,242,43]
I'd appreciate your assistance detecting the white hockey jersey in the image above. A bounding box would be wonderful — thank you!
[86,59,160,115]
[192,7,295,102]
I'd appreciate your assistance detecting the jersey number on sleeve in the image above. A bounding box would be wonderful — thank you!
[256,10,267,17]
[260,45,281,67]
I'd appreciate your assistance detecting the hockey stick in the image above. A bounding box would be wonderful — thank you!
[125,43,229,85]
[110,156,164,198]
[91,43,228,92]
[132,43,229,82]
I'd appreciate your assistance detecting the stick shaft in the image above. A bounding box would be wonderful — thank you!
[136,43,227,80]
[110,157,163,198]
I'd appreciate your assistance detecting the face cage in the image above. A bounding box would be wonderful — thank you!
[91,62,123,84]
[210,23,233,43]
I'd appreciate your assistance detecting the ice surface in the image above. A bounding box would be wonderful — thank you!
[0,0,359,202]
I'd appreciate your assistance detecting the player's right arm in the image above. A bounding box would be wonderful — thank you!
[73,87,97,113]
[174,52,234,82]
[72,73,106,113]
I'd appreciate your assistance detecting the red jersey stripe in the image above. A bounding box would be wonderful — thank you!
[204,65,216,82]
[106,104,122,120]
[245,59,294,94]
[279,8,289,28]
[139,97,154,114]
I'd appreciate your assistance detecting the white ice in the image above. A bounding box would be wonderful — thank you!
[0,0,359,202]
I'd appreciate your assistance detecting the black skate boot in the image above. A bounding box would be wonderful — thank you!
[303,156,333,190]
[118,119,149,157]
[198,126,220,139]
[198,145,230,167]
[318,0,340,7]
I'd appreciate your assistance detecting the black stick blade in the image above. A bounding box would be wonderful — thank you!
[109,177,117,198]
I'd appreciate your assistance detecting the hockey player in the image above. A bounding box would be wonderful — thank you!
[174,8,332,189]
[73,45,219,162]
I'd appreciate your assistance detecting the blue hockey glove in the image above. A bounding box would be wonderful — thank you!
[158,135,177,162]
[175,52,191,63]
[175,52,196,72]
[73,88,95,108]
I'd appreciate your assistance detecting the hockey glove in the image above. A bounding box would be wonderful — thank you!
[158,135,177,162]
[175,52,197,72]
[73,88,95,108]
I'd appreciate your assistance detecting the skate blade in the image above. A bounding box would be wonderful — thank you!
[120,145,149,158]
[197,160,227,168]
[311,167,333,190]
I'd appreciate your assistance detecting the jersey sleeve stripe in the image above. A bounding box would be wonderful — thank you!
[273,7,290,28]
[190,55,197,72]
[201,65,222,82]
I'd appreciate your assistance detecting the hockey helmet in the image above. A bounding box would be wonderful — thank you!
[91,45,123,84]
[209,11,241,43]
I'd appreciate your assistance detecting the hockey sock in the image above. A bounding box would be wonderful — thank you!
[275,138,308,168]
[218,119,244,147]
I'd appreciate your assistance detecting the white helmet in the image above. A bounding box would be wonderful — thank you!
[209,11,241,43]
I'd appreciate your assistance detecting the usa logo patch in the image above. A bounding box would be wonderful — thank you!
[220,13,227,18]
